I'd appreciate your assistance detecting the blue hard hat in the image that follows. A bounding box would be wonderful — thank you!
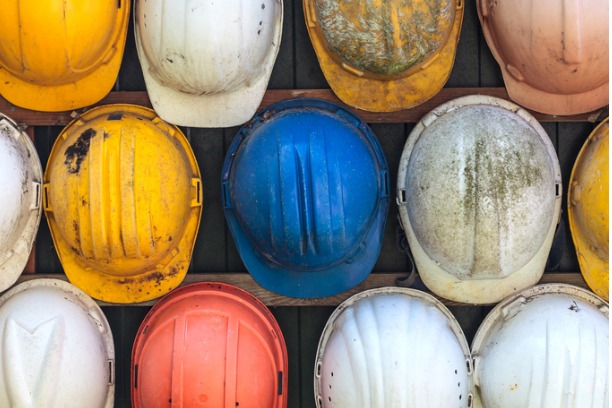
[222,98,389,298]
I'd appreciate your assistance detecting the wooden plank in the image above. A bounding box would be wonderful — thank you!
[14,272,588,307]
[2,89,606,126]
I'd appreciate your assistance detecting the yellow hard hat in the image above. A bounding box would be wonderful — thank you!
[568,118,609,300]
[43,104,202,303]
[303,0,464,112]
[0,0,129,112]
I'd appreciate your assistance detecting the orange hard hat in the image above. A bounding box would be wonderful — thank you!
[477,0,609,115]
[131,282,288,408]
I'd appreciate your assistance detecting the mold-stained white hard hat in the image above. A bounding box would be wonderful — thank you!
[397,95,561,304]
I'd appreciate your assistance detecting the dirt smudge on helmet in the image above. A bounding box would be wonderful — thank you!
[64,128,96,174]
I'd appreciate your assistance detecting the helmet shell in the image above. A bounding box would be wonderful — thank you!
[0,0,129,111]
[0,113,42,292]
[472,284,609,407]
[135,0,283,127]
[222,98,389,298]
[397,95,561,304]
[43,104,202,303]
[477,0,609,115]
[131,282,288,408]
[568,119,609,300]
[0,279,114,408]
[314,287,472,407]
[303,0,464,112]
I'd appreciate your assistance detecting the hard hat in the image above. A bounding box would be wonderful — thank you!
[477,0,609,115]
[134,0,283,128]
[568,118,609,301]
[222,98,389,298]
[472,284,609,407]
[397,95,562,304]
[0,113,42,292]
[0,278,115,408]
[303,0,464,112]
[314,287,472,407]
[131,282,288,408]
[0,0,129,112]
[43,104,202,304]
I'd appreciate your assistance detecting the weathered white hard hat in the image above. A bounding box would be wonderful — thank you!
[314,287,473,407]
[397,95,562,304]
[315,284,608,408]
[472,284,609,407]
[0,113,42,292]
[0,279,115,407]
[134,0,283,127]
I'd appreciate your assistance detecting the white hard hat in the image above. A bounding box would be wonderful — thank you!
[472,284,609,407]
[0,279,115,407]
[134,0,283,127]
[314,287,473,407]
[0,113,42,292]
[397,95,561,304]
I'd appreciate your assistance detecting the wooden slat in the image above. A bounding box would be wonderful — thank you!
[14,272,589,307]
[2,89,607,126]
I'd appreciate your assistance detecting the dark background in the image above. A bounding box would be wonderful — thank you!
[26,1,600,406]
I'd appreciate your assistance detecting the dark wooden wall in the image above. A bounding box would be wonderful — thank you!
[13,1,604,407]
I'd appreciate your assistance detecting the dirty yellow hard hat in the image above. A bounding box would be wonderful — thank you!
[0,0,129,112]
[43,104,202,304]
[568,118,609,301]
[303,0,464,112]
